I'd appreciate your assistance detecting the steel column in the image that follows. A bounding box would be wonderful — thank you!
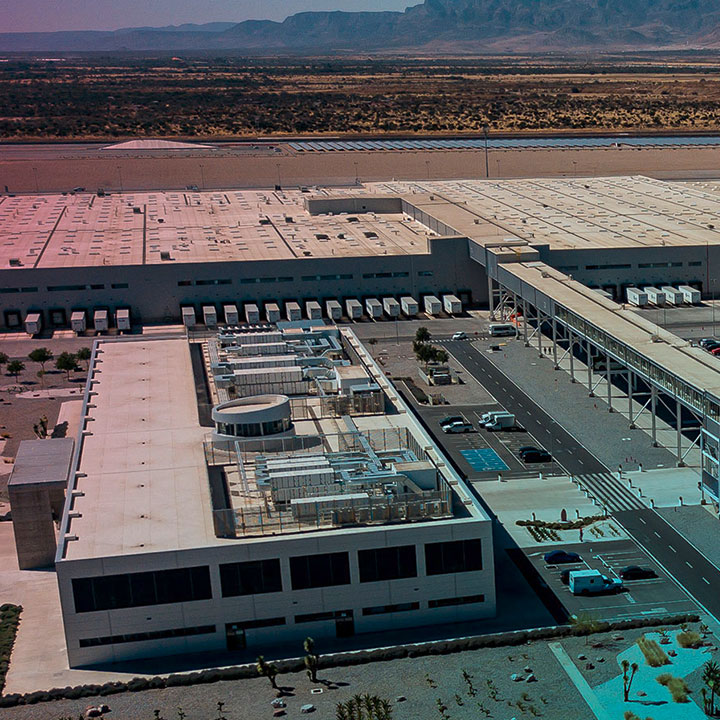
[606,352,613,412]
[676,399,685,467]
[651,386,658,446]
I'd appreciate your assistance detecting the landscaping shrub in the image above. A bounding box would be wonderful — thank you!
[126,677,150,692]
[0,604,22,694]
[637,635,670,667]
[656,673,690,702]
[677,630,702,649]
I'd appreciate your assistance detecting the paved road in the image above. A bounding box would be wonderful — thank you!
[446,340,720,622]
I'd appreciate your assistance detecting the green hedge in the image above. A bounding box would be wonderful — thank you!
[0,612,700,709]
[0,604,22,694]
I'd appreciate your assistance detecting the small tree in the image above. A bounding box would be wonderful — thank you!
[622,659,639,701]
[570,611,603,644]
[33,414,49,439]
[415,327,431,343]
[0,351,8,367]
[36,369,46,390]
[6,359,25,380]
[28,347,53,371]
[435,348,449,364]
[304,636,319,683]
[703,659,720,715]
[76,346,92,369]
[56,351,79,380]
[256,655,279,690]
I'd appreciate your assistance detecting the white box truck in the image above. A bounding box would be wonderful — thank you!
[626,287,648,307]
[93,309,109,332]
[424,295,442,316]
[443,294,462,315]
[24,312,42,336]
[115,308,131,331]
[401,296,418,316]
[245,303,260,324]
[366,298,383,319]
[71,310,87,334]
[661,286,684,306]
[484,412,516,431]
[325,300,342,321]
[181,306,196,328]
[286,301,302,321]
[383,297,401,318]
[202,305,217,328]
[223,304,239,325]
[346,298,363,320]
[644,287,666,306]
[569,569,623,596]
[265,303,281,323]
[305,300,322,320]
[678,285,701,304]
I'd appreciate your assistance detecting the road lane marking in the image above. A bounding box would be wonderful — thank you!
[704,577,710,584]
[669,545,676,553]
[654,531,661,538]
[639,517,646,524]
[686,562,693,569]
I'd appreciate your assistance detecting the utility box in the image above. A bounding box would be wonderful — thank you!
[245,303,260,324]
[661,286,684,305]
[115,308,131,331]
[345,298,363,320]
[305,300,322,320]
[24,312,42,336]
[383,297,401,318]
[443,294,462,315]
[365,298,383,319]
[181,306,196,328]
[326,300,342,321]
[644,287,666,306]
[401,296,419,316]
[93,309,109,332]
[625,287,648,307]
[203,305,217,328]
[286,301,302,321]
[678,285,701,304]
[224,304,239,326]
[71,311,87,334]
[265,303,281,323]
[424,295,442,316]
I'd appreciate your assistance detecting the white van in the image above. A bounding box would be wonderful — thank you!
[569,569,623,596]
[489,323,517,337]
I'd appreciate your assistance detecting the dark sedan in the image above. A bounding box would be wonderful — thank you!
[619,565,657,580]
[544,550,582,564]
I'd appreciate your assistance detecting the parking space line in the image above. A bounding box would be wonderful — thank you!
[669,545,676,553]
[704,577,710,584]
[654,531,661,538]
[686,561,693,569]
[639,517,646,524]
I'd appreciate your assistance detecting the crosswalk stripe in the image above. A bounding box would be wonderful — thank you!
[575,472,646,513]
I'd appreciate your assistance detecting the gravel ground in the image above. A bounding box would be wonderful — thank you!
[1,636,599,720]
[656,505,720,569]
[479,339,678,472]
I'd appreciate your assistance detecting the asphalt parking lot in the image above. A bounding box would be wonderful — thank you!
[528,539,698,622]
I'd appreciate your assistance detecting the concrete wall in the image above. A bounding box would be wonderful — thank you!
[9,485,65,569]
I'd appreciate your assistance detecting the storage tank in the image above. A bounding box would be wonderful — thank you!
[345,298,363,320]
[203,305,218,328]
[661,286,684,306]
[181,306,196,328]
[93,309,109,332]
[644,287,666,306]
[115,308,131,331]
[71,310,87,334]
[245,303,260,324]
[443,294,462,315]
[223,304,239,325]
[365,298,383,319]
[401,296,419,316]
[285,301,302,321]
[24,312,42,336]
[265,303,281,323]
[678,285,701,304]
[625,288,648,308]
[325,300,342,321]
[305,300,322,320]
[383,297,401,318]
[424,295,442,316]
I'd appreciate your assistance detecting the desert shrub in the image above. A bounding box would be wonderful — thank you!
[637,636,670,667]
[127,677,150,692]
[0,693,22,708]
[677,630,702,649]
[0,604,22,693]
[656,673,690,702]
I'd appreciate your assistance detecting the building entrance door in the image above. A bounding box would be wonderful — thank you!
[225,623,246,651]
[335,612,354,638]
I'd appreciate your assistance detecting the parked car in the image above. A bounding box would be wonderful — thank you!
[700,338,719,348]
[619,565,657,580]
[544,550,581,564]
[560,568,571,585]
[443,422,474,434]
[518,446,539,455]
[452,331,468,340]
[711,347,720,356]
[523,450,552,463]
[439,415,465,428]
[704,343,720,352]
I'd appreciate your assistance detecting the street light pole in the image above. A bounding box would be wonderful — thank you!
[32,167,39,193]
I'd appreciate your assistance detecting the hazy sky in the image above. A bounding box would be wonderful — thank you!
[3,0,413,33]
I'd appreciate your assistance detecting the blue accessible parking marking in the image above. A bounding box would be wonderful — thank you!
[460,448,509,472]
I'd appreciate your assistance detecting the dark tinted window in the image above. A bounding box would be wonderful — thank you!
[71,566,212,613]
[290,552,350,590]
[425,539,482,576]
[358,545,417,583]
[220,559,282,597]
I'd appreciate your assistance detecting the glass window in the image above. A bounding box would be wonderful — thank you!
[425,539,482,576]
[358,545,417,583]
[290,552,350,590]
[428,594,485,608]
[219,559,282,597]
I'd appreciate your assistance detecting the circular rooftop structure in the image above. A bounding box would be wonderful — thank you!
[212,395,293,439]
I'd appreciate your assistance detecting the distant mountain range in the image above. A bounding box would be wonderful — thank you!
[3,0,720,53]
